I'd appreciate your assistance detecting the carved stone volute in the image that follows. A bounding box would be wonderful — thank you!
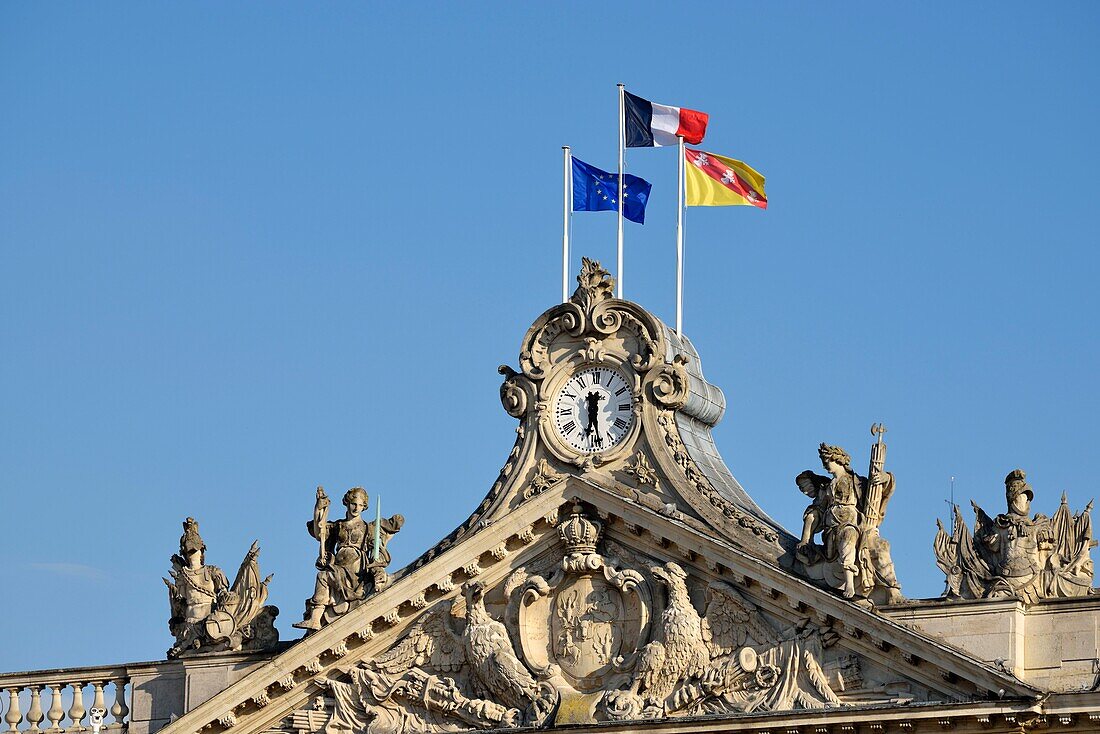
[498,364,534,419]
[644,354,691,411]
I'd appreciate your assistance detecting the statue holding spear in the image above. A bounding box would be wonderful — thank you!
[294,486,405,631]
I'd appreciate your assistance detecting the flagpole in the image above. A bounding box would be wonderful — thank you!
[562,146,571,303]
[676,135,685,335]
[616,83,625,299]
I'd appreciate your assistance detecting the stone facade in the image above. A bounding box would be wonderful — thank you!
[2,260,1098,734]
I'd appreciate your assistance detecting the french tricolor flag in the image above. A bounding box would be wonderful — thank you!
[624,90,709,147]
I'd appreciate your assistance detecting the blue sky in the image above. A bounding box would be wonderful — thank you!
[1,4,1097,672]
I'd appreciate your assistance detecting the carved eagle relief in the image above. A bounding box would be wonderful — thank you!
[318,532,852,733]
[321,582,557,733]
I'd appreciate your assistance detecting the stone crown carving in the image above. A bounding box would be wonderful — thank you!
[314,504,849,733]
[559,503,602,555]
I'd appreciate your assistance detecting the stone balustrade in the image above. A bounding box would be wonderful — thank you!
[0,667,130,734]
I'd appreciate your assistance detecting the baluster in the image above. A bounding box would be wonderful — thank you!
[87,684,105,734]
[88,687,103,722]
[27,688,44,733]
[108,682,127,727]
[65,684,85,732]
[5,688,24,732]
[45,686,64,732]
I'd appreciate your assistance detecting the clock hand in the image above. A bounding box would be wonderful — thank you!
[584,392,602,436]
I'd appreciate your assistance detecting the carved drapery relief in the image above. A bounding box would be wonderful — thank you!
[793,426,904,606]
[934,469,1096,603]
[164,518,278,658]
[318,505,847,733]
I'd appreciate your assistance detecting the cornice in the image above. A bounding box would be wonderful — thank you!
[156,478,1039,734]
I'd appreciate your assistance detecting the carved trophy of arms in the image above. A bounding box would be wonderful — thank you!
[324,588,555,731]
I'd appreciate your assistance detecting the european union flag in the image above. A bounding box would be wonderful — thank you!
[572,157,652,224]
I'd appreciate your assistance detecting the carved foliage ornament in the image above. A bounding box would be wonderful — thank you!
[656,412,779,542]
[525,459,566,500]
[318,505,844,733]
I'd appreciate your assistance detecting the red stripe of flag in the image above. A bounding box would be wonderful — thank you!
[676,108,708,145]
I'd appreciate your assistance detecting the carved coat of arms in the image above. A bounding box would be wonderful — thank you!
[516,505,649,694]
[318,504,845,733]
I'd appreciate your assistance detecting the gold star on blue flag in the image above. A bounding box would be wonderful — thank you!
[571,157,652,224]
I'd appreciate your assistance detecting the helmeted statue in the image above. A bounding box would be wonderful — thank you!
[294,487,405,631]
[793,425,903,605]
[163,518,279,658]
[934,469,1096,603]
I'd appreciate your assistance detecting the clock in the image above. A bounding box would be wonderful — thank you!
[553,366,635,454]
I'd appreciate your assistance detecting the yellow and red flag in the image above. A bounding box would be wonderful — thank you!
[685,149,767,209]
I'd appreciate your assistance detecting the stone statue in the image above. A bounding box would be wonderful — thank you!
[295,487,405,631]
[163,517,279,658]
[934,469,1096,603]
[794,425,903,605]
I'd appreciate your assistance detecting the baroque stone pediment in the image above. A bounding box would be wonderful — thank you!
[156,480,1038,734]
[385,258,794,602]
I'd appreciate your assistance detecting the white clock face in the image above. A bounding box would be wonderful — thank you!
[553,366,634,454]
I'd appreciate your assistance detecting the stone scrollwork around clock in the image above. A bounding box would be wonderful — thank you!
[517,258,662,383]
[644,354,691,411]
[317,504,846,734]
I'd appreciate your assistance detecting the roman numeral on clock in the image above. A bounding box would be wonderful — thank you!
[615,387,627,396]
[593,371,601,384]
[619,403,630,411]
[561,421,577,434]
[614,417,629,430]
